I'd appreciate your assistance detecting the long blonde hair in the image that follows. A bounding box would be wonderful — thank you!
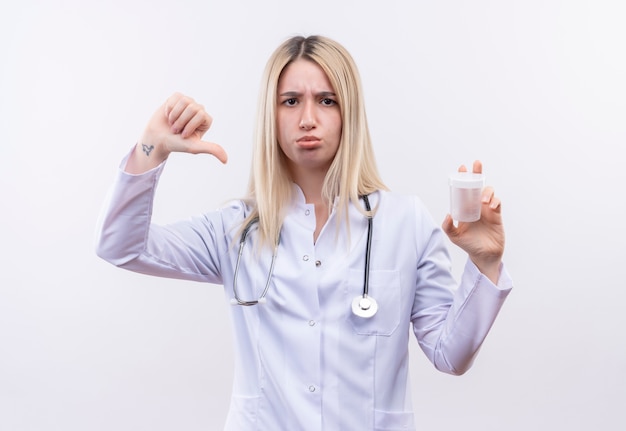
[244,35,387,248]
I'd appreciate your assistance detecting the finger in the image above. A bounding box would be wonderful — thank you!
[488,196,501,211]
[186,139,229,164]
[458,164,468,173]
[480,188,502,215]
[181,110,212,139]
[481,186,495,204]
[481,187,502,209]
[441,214,458,238]
[168,100,193,132]
[167,96,197,131]
[171,103,209,136]
[472,160,483,174]
[164,92,185,121]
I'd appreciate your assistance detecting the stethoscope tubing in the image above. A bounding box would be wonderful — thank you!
[231,195,376,317]
[231,217,276,306]
[361,194,373,298]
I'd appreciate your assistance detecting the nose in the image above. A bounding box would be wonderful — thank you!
[299,101,316,130]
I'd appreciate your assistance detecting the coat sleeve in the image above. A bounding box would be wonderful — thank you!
[410,198,513,375]
[94,154,240,284]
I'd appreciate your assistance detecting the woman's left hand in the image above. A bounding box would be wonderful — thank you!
[442,160,505,284]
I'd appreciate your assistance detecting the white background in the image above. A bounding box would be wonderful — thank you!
[1,0,625,430]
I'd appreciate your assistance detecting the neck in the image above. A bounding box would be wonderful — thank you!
[290,169,330,243]
[290,168,327,206]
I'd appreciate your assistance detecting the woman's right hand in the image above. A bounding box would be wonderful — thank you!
[125,92,228,174]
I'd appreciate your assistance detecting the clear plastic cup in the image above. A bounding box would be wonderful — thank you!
[449,172,485,222]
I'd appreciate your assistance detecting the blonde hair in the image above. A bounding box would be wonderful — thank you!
[244,35,387,247]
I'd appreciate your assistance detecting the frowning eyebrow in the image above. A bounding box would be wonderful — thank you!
[278,91,337,98]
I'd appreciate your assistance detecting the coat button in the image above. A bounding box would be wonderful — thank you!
[308,385,316,392]
[303,255,309,261]
[315,260,321,267]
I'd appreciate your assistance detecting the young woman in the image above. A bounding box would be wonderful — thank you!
[96,35,512,430]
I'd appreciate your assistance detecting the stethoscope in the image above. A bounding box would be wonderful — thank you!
[231,195,378,318]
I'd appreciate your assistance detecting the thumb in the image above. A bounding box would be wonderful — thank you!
[441,214,458,240]
[184,139,229,164]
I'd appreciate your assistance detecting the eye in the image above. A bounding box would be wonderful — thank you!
[283,98,298,106]
[320,98,337,106]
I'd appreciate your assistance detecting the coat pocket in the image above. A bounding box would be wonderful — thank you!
[374,409,416,430]
[347,269,402,336]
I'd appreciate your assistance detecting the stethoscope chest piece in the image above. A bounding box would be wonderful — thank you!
[351,295,378,318]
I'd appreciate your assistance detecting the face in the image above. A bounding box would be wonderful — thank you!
[276,59,342,179]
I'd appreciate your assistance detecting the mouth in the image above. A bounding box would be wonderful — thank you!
[296,135,322,149]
